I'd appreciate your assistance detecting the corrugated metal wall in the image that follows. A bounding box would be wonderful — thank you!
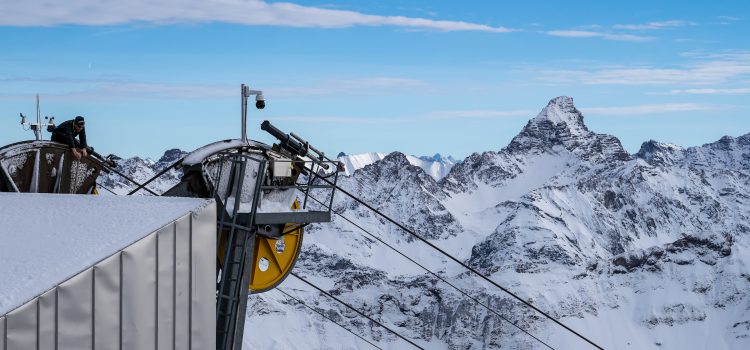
[0,201,216,350]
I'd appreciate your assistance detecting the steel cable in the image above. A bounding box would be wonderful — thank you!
[306,194,555,350]
[312,174,604,350]
[276,288,383,350]
[290,272,425,350]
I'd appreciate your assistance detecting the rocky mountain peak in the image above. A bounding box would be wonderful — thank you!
[506,96,629,162]
[155,148,188,171]
[357,151,416,182]
[382,151,410,166]
[531,96,588,136]
[636,140,684,166]
[158,148,186,164]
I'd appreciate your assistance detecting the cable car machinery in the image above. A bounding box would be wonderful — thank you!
[1,86,342,350]
[141,84,342,350]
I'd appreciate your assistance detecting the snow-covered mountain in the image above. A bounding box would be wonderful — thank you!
[98,96,750,349]
[338,151,457,180]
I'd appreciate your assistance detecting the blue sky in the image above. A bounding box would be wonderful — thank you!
[1,1,749,159]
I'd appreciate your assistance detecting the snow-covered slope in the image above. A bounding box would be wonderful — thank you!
[338,152,457,180]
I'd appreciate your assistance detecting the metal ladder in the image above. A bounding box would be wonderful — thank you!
[214,153,267,350]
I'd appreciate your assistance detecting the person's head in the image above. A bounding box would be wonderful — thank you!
[73,116,85,132]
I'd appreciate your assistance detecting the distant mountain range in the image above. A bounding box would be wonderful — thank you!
[99,96,750,350]
[337,151,458,180]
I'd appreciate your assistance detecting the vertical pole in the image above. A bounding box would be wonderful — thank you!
[35,94,42,141]
[241,84,248,143]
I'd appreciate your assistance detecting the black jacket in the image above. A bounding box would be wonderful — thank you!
[51,120,87,149]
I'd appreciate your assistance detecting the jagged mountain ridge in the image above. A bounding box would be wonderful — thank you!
[338,151,457,180]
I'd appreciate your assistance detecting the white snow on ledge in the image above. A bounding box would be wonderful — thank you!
[0,193,214,315]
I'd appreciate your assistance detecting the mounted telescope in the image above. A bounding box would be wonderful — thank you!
[261,120,344,172]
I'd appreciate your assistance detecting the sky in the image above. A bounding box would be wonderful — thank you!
[1,0,749,160]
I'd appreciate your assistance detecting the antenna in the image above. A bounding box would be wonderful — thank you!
[19,94,56,141]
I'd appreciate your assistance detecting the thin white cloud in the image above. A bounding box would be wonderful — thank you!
[0,0,514,33]
[665,88,750,95]
[717,16,740,21]
[0,76,432,100]
[0,83,235,101]
[588,61,750,85]
[546,30,653,42]
[581,103,714,116]
[237,103,720,125]
[269,77,430,97]
[427,109,533,119]
[681,51,750,60]
[271,115,386,124]
[538,54,750,86]
[613,20,693,31]
[547,19,692,42]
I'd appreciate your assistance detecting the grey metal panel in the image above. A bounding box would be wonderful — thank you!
[58,267,93,350]
[156,224,175,350]
[254,211,331,224]
[0,316,5,350]
[94,252,121,350]
[122,234,157,350]
[6,298,36,350]
[0,201,216,350]
[38,289,56,350]
[174,214,192,350]
[191,201,217,350]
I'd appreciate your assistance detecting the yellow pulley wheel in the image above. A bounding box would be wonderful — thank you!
[249,199,304,293]
[248,223,303,293]
[215,200,305,293]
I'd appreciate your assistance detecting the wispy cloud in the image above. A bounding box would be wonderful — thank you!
[0,83,235,101]
[547,19,692,42]
[270,115,386,124]
[0,76,432,100]
[663,88,750,95]
[613,20,693,31]
[716,15,741,25]
[426,109,534,119]
[581,103,715,116]
[269,77,430,97]
[538,52,750,85]
[717,16,740,21]
[247,103,719,125]
[0,0,514,33]
[546,30,653,42]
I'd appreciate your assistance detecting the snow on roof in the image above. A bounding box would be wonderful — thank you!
[0,193,214,315]
[182,139,249,166]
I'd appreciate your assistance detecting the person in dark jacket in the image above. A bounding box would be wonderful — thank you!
[51,116,88,160]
